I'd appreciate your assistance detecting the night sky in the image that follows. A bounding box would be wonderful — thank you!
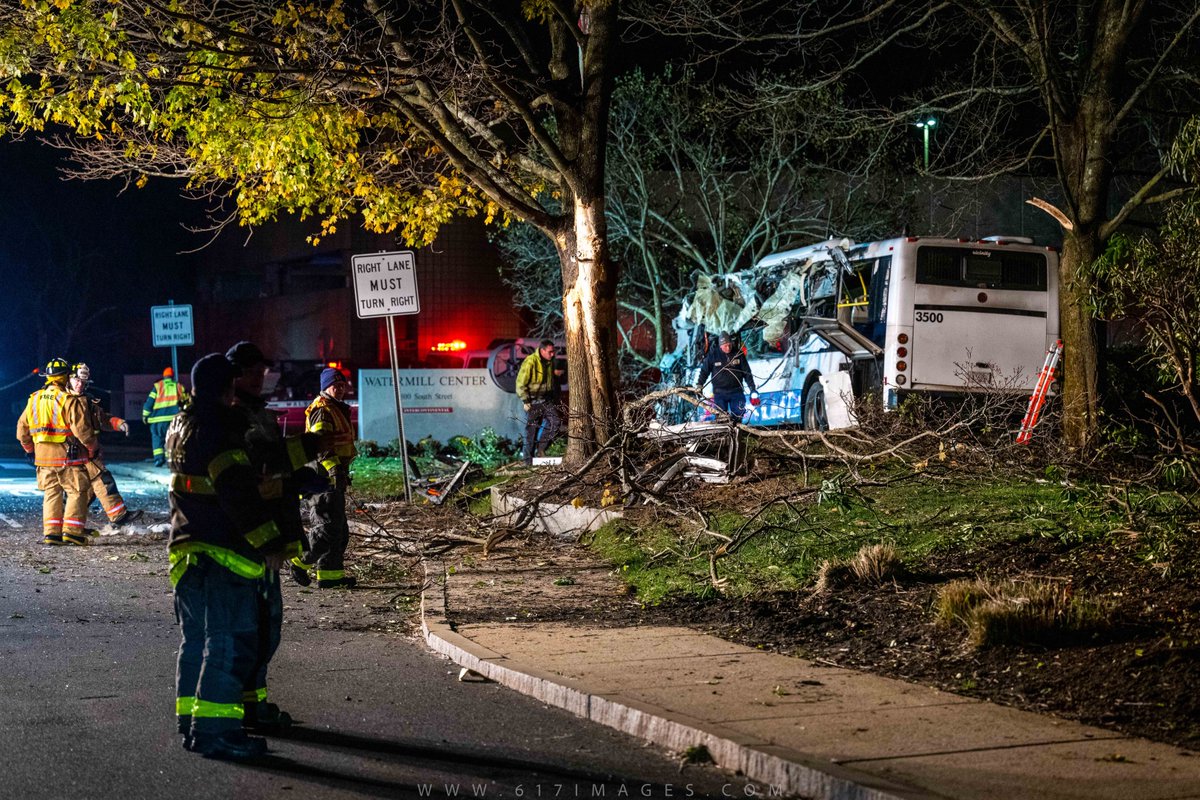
[0,138,203,387]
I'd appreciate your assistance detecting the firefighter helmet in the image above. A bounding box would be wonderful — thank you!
[72,363,91,382]
[41,358,71,377]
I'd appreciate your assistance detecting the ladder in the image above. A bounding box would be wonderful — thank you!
[1016,340,1063,445]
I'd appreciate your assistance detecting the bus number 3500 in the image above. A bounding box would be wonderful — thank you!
[914,311,944,324]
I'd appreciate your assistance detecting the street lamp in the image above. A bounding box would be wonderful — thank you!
[914,117,937,170]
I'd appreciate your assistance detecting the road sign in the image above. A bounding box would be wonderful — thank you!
[352,250,419,318]
[350,250,419,501]
[151,304,194,347]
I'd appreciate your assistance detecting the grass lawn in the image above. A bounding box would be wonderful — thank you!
[587,466,1188,604]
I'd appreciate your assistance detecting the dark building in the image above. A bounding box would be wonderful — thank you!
[191,216,527,373]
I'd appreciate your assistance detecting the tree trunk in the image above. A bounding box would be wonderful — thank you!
[1057,231,1101,448]
[556,198,620,466]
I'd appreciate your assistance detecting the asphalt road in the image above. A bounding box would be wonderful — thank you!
[0,458,753,799]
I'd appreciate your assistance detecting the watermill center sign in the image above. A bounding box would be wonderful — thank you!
[351,250,419,317]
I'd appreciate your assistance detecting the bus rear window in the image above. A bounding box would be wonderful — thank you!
[917,247,1046,291]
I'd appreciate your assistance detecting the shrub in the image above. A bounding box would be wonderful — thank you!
[813,543,905,594]
[934,578,1112,648]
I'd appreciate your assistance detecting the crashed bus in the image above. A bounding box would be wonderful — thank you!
[659,235,1060,429]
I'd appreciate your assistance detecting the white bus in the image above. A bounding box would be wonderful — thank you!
[661,235,1060,428]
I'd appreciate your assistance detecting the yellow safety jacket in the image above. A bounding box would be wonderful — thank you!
[305,393,356,475]
[143,378,189,425]
[16,383,97,467]
[515,353,557,402]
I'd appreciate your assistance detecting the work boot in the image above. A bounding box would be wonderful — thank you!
[43,533,63,546]
[62,530,90,546]
[189,729,268,761]
[154,459,165,468]
[316,575,357,589]
[111,509,145,527]
[243,701,293,733]
[178,715,192,750]
[289,562,312,587]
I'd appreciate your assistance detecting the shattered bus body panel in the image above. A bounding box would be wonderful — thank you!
[660,236,1060,429]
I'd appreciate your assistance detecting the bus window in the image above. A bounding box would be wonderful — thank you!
[840,258,890,344]
[838,268,870,325]
[917,247,1047,290]
[964,255,1002,285]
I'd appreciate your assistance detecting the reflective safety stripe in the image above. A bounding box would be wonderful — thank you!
[208,449,250,482]
[290,557,312,570]
[168,543,265,586]
[315,569,345,580]
[145,414,178,424]
[244,520,280,549]
[241,688,268,703]
[192,698,244,720]
[34,455,89,467]
[321,457,339,474]
[282,540,303,559]
[171,473,215,495]
[176,696,197,715]
[286,437,307,472]
[309,421,334,433]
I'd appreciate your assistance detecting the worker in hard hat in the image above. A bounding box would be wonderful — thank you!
[695,331,758,422]
[16,358,100,546]
[68,363,144,529]
[143,366,190,467]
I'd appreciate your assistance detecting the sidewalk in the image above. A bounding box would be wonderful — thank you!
[422,554,1200,800]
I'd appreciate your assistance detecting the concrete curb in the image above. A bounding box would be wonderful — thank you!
[420,560,926,800]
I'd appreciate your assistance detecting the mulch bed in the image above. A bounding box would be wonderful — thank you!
[666,533,1200,751]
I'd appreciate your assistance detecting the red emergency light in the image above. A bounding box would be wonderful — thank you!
[430,340,467,352]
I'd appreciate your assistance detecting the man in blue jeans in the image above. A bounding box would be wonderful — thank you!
[167,354,288,761]
[696,331,758,422]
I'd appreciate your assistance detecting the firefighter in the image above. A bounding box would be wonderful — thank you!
[16,358,99,546]
[68,363,144,529]
[143,366,189,467]
[294,367,357,589]
[225,341,323,731]
[168,353,285,761]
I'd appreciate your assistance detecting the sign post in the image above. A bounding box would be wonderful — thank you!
[352,250,419,503]
[150,300,194,379]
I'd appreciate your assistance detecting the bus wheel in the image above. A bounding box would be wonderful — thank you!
[804,380,828,431]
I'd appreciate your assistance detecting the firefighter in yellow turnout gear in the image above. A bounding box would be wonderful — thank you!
[144,366,189,466]
[16,358,100,545]
[293,367,358,589]
[68,363,144,528]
